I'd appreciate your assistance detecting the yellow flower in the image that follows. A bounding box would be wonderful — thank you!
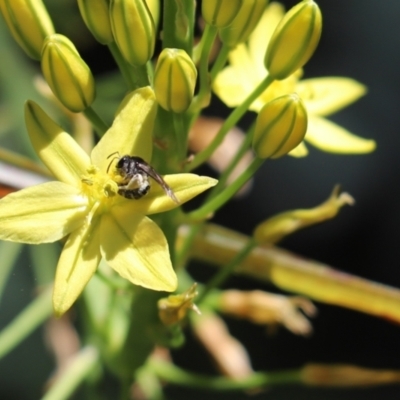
[213,2,376,156]
[0,87,217,315]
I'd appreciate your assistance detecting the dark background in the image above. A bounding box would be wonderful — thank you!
[1,0,400,399]
[174,1,400,399]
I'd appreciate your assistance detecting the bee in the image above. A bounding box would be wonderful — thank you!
[107,153,179,203]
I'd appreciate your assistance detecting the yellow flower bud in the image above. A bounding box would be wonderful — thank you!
[41,34,96,113]
[110,0,155,66]
[158,284,200,326]
[77,0,113,45]
[265,0,322,80]
[145,0,160,29]
[253,186,354,244]
[253,93,307,159]
[219,0,268,48]
[202,0,242,28]
[0,0,54,60]
[153,48,197,113]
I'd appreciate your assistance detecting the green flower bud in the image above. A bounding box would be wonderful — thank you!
[154,48,197,113]
[264,0,322,80]
[77,0,113,45]
[202,0,242,28]
[0,0,54,60]
[110,0,155,66]
[253,93,307,159]
[219,0,268,48]
[41,34,96,113]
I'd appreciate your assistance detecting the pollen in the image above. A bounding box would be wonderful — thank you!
[81,166,119,203]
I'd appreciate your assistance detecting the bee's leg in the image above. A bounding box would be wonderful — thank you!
[118,173,150,199]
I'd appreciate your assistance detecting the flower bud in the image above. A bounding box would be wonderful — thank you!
[77,0,113,44]
[302,364,400,387]
[41,34,95,113]
[253,186,354,244]
[110,0,155,66]
[154,48,197,113]
[0,0,54,60]
[253,93,307,159]
[219,0,268,48]
[158,284,200,326]
[265,0,322,80]
[202,0,242,28]
[145,0,160,29]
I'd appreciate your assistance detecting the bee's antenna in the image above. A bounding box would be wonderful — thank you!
[107,151,120,159]
[106,152,120,173]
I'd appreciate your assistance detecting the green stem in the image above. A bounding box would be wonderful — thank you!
[210,43,230,81]
[186,157,264,221]
[41,346,100,400]
[83,106,109,137]
[146,60,155,86]
[108,42,135,90]
[190,24,218,113]
[197,238,256,304]
[131,64,150,88]
[207,123,255,201]
[175,223,203,269]
[0,287,53,359]
[162,0,195,55]
[149,359,301,390]
[0,242,23,303]
[185,75,273,172]
[172,112,187,163]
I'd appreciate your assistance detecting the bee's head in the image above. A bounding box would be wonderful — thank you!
[115,155,131,171]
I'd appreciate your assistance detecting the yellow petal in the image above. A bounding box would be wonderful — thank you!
[288,141,308,157]
[119,174,218,215]
[228,43,253,71]
[53,216,102,315]
[100,210,177,292]
[248,2,284,75]
[306,116,376,154]
[213,65,252,108]
[297,77,367,116]
[0,182,88,244]
[91,87,157,171]
[25,101,90,186]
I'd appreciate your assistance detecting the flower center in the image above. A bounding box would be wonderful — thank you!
[81,165,120,209]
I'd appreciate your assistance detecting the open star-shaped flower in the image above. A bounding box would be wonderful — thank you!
[0,87,217,315]
[213,2,376,156]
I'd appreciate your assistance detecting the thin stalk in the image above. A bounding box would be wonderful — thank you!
[197,238,256,304]
[131,64,150,88]
[174,223,203,269]
[190,24,218,113]
[186,157,264,221]
[41,346,100,400]
[108,42,135,89]
[0,287,53,359]
[185,75,273,172]
[162,0,195,55]
[83,106,109,137]
[206,123,255,201]
[0,242,23,303]
[173,112,187,162]
[210,43,230,81]
[149,358,301,390]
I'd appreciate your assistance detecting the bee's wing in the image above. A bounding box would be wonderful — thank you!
[138,163,180,204]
